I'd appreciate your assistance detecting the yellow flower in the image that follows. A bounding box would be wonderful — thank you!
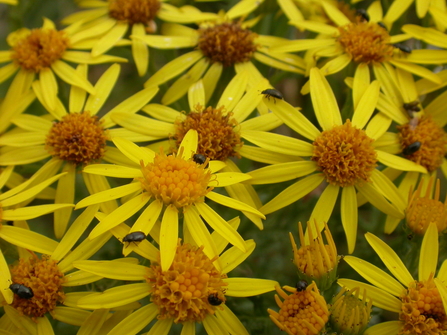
[0,0,17,4]
[0,204,122,332]
[76,129,265,271]
[111,73,284,229]
[0,64,158,238]
[365,66,447,233]
[73,236,278,335]
[268,281,330,335]
[0,18,126,112]
[340,222,447,335]
[273,1,442,94]
[62,0,217,77]
[246,67,425,253]
[133,0,305,104]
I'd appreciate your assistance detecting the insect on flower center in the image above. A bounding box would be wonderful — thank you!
[147,243,227,323]
[197,21,258,67]
[10,255,65,319]
[9,28,69,72]
[45,112,108,166]
[337,20,394,64]
[269,282,329,335]
[398,115,447,173]
[174,105,243,161]
[139,151,213,208]
[108,0,160,30]
[312,120,377,187]
[400,277,447,335]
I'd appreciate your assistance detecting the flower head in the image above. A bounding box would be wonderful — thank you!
[340,222,447,335]
[268,282,330,335]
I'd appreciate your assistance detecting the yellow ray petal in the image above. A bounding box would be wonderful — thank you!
[2,203,73,222]
[217,71,248,111]
[240,112,282,132]
[83,164,141,179]
[85,63,120,115]
[271,38,335,53]
[51,60,96,94]
[356,182,404,219]
[260,174,324,215]
[352,80,380,129]
[73,260,147,281]
[419,222,439,282]
[376,150,427,173]
[241,130,314,156]
[131,23,149,77]
[52,306,90,327]
[341,185,358,254]
[188,79,205,110]
[178,129,198,160]
[194,202,246,252]
[112,137,155,166]
[130,199,163,236]
[0,225,58,255]
[365,113,392,140]
[38,68,58,112]
[75,182,142,209]
[0,63,18,85]
[344,256,406,296]
[220,240,255,274]
[77,283,150,309]
[224,278,278,297]
[310,67,342,131]
[212,172,252,186]
[160,205,179,271]
[389,60,441,85]
[247,161,317,184]
[88,193,150,239]
[308,184,339,228]
[238,145,302,165]
[92,22,128,57]
[365,232,414,286]
[371,169,407,212]
[383,0,413,27]
[107,304,159,335]
[320,53,352,76]
[206,192,265,218]
[3,305,37,334]
[202,62,222,104]
[142,103,184,123]
[263,98,320,141]
[254,51,304,74]
[321,0,351,26]
[216,305,249,335]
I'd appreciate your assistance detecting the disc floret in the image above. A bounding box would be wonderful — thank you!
[174,105,243,161]
[108,0,161,28]
[10,28,69,72]
[45,112,108,166]
[312,120,377,187]
[10,255,65,319]
[147,242,227,323]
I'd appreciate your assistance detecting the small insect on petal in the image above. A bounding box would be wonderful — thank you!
[192,153,208,168]
[296,280,308,292]
[402,141,421,155]
[356,9,369,22]
[377,22,387,30]
[10,283,34,299]
[393,43,412,54]
[122,231,146,245]
[208,292,223,306]
[261,88,283,104]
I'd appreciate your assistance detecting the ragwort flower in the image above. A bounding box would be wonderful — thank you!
[73,236,278,335]
[62,0,217,76]
[0,64,158,238]
[340,222,447,335]
[246,67,425,253]
[76,129,265,271]
[0,18,126,112]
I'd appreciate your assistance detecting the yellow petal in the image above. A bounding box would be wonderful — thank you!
[107,304,159,335]
[341,185,358,254]
[160,205,179,271]
[308,184,339,228]
[131,23,149,77]
[0,225,58,255]
[320,53,352,76]
[178,129,198,160]
[212,172,252,186]
[247,161,317,184]
[2,203,73,222]
[51,60,95,94]
[352,80,380,129]
[220,239,255,274]
[92,22,128,57]
[112,137,155,166]
[188,79,205,110]
[75,182,142,209]
[321,0,351,26]
[206,191,265,218]
[419,222,439,282]
[310,67,342,130]
[73,260,147,281]
[376,150,427,173]
[224,278,278,297]
[83,164,141,179]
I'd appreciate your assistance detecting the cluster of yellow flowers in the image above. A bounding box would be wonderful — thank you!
[0,0,446,334]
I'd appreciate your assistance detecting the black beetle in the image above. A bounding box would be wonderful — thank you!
[394,43,412,54]
[356,9,369,22]
[261,88,283,103]
[402,141,421,155]
[10,283,34,299]
[403,101,421,115]
[193,154,207,165]
[123,231,146,245]
[377,22,387,30]
[208,292,223,306]
[296,280,308,292]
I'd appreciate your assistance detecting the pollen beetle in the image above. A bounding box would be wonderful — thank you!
[403,101,421,115]
[402,141,421,155]
[208,293,223,306]
[356,9,369,22]
[261,88,283,103]
[394,43,412,54]
[123,231,146,245]
[296,280,308,292]
[10,283,34,299]
[193,153,207,165]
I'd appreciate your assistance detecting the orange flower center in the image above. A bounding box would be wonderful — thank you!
[269,282,329,335]
[197,22,258,67]
[174,105,243,161]
[108,0,160,31]
[312,120,377,187]
[398,115,447,173]
[45,112,108,166]
[406,178,447,235]
[400,277,447,335]
[337,20,394,64]
[10,255,65,319]
[147,242,227,323]
[10,28,69,72]
[139,151,213,208]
